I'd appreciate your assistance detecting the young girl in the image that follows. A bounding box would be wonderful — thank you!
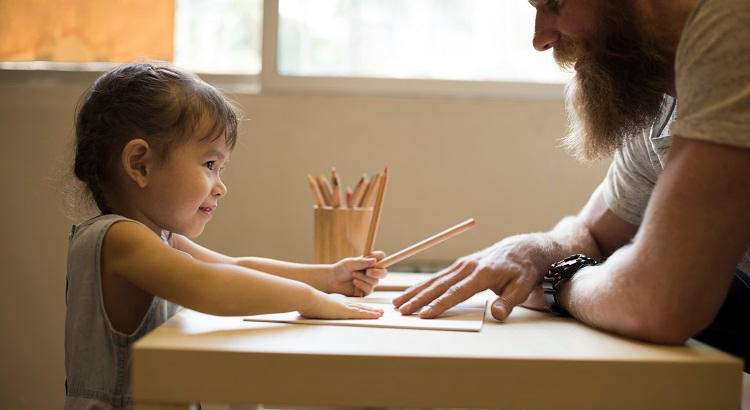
[65,62,386,410]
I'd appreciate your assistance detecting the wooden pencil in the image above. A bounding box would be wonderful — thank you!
[363,167,388,256]
[307,174,325,207]
[350,174,368,208]
[359,172,381,208]
[355,168,388,297]
[317,175,334,206]
[376,218,476,269]
[331,167,342,208]
[345,187,353,208]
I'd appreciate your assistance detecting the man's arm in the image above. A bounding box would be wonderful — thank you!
[394,182,638,319]
[560,137,750,344]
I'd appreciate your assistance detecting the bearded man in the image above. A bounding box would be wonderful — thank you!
[394,0,750,370]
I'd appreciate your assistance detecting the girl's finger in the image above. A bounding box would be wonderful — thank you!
[353,278,375,295]
[365,268,388,279]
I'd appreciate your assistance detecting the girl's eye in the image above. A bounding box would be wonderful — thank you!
[204,160,216,170]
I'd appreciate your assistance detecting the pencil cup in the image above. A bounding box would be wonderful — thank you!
[314,207,373,264]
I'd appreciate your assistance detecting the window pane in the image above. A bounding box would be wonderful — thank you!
[278,0,570,83]
[174,0,263,74]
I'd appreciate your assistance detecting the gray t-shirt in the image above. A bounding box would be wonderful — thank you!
[602,0,750,272]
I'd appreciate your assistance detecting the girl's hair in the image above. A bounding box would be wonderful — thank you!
[73,62,240,214]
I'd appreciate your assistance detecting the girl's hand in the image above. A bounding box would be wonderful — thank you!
[299,292,384,319]
[329,251,388,296]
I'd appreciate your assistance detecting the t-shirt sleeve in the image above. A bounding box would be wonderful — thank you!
[671,0,750,147]
[601,131,659,226]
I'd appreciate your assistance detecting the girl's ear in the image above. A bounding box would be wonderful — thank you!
[121,139,153,188]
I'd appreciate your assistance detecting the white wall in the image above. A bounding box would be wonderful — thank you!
[0,77,608,409]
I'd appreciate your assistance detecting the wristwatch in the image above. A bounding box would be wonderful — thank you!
[543,254,598,315]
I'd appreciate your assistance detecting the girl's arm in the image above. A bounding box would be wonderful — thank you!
[171,234,388,295]
[102,221,383,318]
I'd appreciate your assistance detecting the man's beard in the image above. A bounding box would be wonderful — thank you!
[555,1,673,162]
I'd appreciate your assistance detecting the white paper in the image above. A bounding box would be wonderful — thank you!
[243,299,487,332]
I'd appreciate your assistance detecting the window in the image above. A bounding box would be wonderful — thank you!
[276,0,569,84]
[1,0,569,97]
[174,0,263,75]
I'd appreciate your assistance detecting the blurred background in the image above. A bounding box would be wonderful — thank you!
[0,1,607,408]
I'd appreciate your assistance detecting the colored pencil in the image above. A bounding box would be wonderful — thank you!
[359,172,381,208]
[363,167,388,257]
[331,167,343,208]
[350,174,368,208]
[376,219,476,268]
[345,187,353,208]
[307,174,325,207]
[317,175,334,206]
[354,168,388,297]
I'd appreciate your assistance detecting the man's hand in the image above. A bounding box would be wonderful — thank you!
[392,234,553,320]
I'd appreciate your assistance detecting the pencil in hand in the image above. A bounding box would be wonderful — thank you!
[376,218,475,268]
[356,167,389,297]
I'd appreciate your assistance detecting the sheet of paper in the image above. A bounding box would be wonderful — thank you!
[243,299,487,332]
[375,272,434,291]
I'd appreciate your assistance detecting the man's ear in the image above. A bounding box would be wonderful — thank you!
[121,139,153,188]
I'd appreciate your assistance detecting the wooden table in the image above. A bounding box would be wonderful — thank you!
[133,274,744,409]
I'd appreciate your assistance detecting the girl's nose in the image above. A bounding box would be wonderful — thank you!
[213,178,228,198]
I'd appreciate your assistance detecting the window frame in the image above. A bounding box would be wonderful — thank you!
[0,0,565,100]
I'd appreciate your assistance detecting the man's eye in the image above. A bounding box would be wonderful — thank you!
[529,0,560,12]
[205,161,215,170]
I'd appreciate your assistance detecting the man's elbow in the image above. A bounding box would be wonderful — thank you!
[626,307,711,346]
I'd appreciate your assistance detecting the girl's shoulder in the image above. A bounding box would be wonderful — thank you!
[71,213,137,239]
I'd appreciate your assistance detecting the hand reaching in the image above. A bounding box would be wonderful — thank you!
[329,251,388,296]
[299,291,384,319]
[392,234,551,320]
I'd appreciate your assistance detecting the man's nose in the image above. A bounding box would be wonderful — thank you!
[533,12,560,51]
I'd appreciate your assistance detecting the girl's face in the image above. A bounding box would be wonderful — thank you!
[142,133,231,238]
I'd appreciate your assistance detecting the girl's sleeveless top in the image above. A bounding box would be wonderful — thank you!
[64,214,180,410]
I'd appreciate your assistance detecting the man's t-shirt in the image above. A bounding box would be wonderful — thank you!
[602,0,750,272]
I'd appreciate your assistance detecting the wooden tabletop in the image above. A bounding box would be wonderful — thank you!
[133,274,743,409]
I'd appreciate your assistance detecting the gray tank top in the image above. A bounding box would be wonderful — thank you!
[64,214,180,410]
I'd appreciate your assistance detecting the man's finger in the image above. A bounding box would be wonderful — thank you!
[418,271,494,318]
[490,281,528,320]
[392,275,442,307]
[392,260,465,307]
[397,262,476,315]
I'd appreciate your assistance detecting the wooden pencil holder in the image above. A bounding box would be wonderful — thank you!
[314,207,373,264]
